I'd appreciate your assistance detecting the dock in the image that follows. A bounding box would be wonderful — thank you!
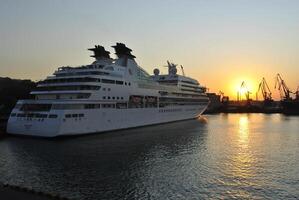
[204,93,282,114]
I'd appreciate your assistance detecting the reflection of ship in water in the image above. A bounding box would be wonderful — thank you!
[275,74,299,115]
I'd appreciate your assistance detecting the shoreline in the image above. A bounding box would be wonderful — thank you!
[0,184,57,200]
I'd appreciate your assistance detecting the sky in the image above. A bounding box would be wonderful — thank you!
[0,0,299,99]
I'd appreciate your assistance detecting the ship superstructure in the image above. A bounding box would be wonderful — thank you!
[7,43,209,137]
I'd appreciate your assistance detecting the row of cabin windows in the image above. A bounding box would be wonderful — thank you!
[11,113,58,119]
[103,96,124,100]
[171,92,207,98]
[65,113,84,118]
[159,97,209,103]
[180,80,199,85]
[57,65,104,72]
[180,84,202,90]
[181,88,204,93]
[158,108,182,113]
[159,102,208,107]
[40,77,130,86]
[34,85,101,91]
[16,95,207,112]
[56,71,109,77]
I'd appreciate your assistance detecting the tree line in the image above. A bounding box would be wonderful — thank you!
[0,77,36,117]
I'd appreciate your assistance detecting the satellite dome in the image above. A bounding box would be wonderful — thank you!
[153,68,160,76]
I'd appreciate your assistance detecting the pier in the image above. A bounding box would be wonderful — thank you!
[205,91,282,114]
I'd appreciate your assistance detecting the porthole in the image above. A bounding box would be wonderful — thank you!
[103,96,106,99]
[108,96,111,99]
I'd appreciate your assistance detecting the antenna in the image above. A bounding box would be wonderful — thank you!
[180,65,185,76]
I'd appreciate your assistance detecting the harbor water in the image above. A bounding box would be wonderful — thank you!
[0,114,298,199]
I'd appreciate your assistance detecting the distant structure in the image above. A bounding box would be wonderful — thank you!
[256,77,272,102]
[237,81,251,101]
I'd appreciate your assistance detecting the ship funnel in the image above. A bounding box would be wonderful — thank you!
[88,45,111,60]
[111,43,136,59]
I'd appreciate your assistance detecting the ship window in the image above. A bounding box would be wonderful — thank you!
[49,114,58,118]
[65,114,71,118]
[128,82,131,86]
[72,114,78,118]
[27,113,34,118]
[20,104,52,112]
[108,96,111,99]
[128,95,144,108]
[15,104,22,109]
[11,113,16,117]
[103,88,106,91]
[79,114,84,117]
[145,96,158,108]
[125,82,127,85]
[104,66,114,71]
[103,96,106,99]
[102,79,115,84]
[117,97,119,100]
[108,88,111,91]
[116,103,127,109]
[84,104,95,109]
[102,104,115,108]
[116,81,123,85]
[121,97,124,100]
[112,97,115,99]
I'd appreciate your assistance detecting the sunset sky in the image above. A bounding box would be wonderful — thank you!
[1,0,299,100]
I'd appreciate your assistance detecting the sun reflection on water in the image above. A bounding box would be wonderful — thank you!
[224,115,258,198]
[238,116,249,145]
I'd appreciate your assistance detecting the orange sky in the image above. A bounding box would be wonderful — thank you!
[0,1,298,100]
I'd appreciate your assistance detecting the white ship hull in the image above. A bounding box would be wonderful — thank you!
[6,43,210,138]
[7,105,207,137]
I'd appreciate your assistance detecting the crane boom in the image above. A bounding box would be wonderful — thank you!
[256,77,272,101]
[275,74,292,100]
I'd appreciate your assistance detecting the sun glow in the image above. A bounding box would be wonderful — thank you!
[229,77,258,100]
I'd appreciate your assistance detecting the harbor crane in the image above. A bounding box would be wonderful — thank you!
[237,81,251,101]
[256,77,272,101]
[218,90,229,103]
[275,73,292,100]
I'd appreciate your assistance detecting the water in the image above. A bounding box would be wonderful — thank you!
[0,114,298,199]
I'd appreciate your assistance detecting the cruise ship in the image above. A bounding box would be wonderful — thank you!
[6,43,209,137]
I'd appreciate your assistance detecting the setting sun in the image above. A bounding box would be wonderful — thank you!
[229,77,258,100]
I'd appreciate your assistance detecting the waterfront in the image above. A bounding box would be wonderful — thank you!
[0,114,298,199]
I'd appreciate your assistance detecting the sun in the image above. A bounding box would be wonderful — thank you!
[229,77,257,100]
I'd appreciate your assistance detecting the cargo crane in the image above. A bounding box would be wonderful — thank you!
[256,77,272,101]
[237,81,251,101]
[274,73,292,100]
[275,74,299,115]
[219,90,229,103]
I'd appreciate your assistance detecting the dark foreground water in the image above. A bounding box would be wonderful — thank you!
[0,114,298,199]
